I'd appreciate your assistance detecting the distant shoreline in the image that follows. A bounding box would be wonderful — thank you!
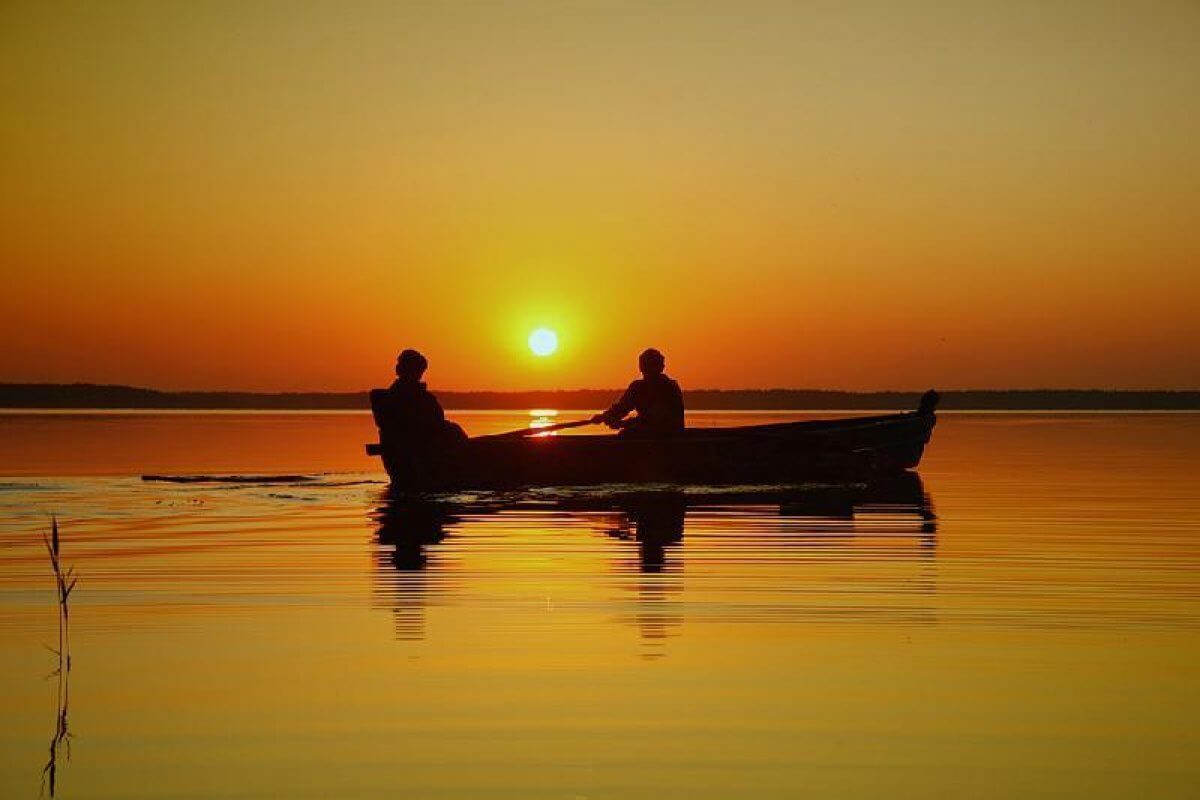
[2,383,1199,411]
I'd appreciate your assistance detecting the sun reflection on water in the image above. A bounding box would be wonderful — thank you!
[528,408,559,436]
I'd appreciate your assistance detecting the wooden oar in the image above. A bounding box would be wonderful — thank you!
[479,415,602,441]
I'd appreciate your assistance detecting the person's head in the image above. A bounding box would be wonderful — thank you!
[638,348,666,378]
[395,349,429,381]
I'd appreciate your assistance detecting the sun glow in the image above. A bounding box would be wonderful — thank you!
[528,328,558,357]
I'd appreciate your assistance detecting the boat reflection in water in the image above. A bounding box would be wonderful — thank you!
[371,473,936,653]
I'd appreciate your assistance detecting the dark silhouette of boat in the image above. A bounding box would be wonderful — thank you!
[367,390,939,490]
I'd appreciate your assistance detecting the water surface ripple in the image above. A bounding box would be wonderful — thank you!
[1,411,1198,798]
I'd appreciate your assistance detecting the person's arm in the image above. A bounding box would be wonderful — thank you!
[598,382,638,427]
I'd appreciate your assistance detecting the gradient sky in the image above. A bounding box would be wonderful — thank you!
[2,1,1198,391]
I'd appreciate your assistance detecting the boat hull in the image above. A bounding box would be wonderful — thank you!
[368,402,938,490]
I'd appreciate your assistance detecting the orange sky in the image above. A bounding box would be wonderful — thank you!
[2,1,1198,392]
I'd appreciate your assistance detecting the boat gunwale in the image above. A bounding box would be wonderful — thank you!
[462,409,929,447]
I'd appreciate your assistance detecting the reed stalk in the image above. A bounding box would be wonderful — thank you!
[41,516,75,798]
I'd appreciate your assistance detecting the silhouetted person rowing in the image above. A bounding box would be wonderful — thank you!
[374,349,466,451]
[595,348,685,436]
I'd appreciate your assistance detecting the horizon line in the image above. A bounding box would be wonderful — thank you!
[4,382,1200,395]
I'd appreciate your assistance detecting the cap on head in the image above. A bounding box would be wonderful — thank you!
[638,348,666,376]
[396,349,429,379]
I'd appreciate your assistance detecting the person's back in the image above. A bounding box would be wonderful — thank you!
[386,375,444,435]
[599,348,685,436]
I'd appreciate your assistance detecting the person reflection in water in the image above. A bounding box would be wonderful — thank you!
[610,496,687,659]
[595,348,685,436]
[375,497,456,571]
[627,495,686,572]
[382,349,467,447]
[373,497,457,642]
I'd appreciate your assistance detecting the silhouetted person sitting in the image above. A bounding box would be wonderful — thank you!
[595,348,685,436]
[374,349,466,450]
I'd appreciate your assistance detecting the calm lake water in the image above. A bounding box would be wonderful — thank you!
[1,410,1198,798]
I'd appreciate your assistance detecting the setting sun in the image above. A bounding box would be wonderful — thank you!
[528,328,558,357]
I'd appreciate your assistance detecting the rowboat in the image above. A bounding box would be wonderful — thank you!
[367,390,939,490]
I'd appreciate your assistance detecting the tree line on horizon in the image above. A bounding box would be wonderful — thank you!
[2,383,1199,410]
